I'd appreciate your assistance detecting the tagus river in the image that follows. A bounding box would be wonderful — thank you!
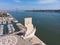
[9,11,60,45]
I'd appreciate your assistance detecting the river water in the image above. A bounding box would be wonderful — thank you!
[9,11,60,45]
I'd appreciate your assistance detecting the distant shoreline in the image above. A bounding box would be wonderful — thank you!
[25,10,60,12]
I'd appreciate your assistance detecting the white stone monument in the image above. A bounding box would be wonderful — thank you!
[24,17,36,39]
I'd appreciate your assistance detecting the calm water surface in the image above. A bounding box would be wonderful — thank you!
[9,11,60,45]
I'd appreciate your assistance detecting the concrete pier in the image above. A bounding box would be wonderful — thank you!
[0,17,2,24]
[7,24,15,33]
[0,20,2,24]
[12,18,18,23]
[7,24,12,33]
[10,24,15,32]
[0,25,4,35]
[3,17,6,24]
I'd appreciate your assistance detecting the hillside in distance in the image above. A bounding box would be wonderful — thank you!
[25,10,60,12]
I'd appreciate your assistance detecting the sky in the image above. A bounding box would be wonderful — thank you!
[0,0,60,10]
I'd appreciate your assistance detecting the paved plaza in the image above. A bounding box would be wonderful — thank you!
[0,35,18,45]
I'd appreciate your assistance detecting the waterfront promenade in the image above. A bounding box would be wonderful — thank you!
[0,12,46,45]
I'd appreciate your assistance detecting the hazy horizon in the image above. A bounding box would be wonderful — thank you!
[0,0,60,10]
